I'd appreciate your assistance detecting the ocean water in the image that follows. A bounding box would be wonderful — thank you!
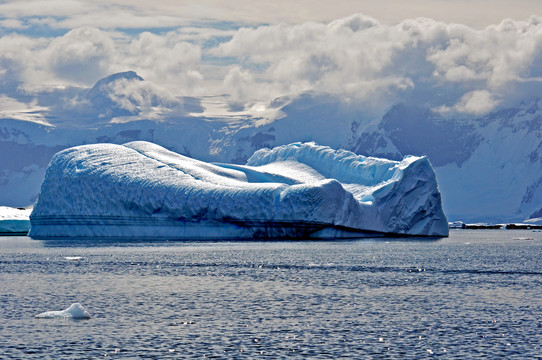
[0,230,540,359]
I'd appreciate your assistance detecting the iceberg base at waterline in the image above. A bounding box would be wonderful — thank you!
[29,141,448,239]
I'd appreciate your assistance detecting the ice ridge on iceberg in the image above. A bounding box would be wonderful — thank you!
[29,141,448,239]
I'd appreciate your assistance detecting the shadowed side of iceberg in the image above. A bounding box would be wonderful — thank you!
[245,142,449,236]
[29,141,448,239]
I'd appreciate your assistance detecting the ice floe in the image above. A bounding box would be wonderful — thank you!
[35,303,91,319]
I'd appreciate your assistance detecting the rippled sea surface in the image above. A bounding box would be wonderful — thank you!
[0,230,541,359]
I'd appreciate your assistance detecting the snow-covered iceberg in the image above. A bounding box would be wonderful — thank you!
[0,206,31,234]
[29,141,448,239]
[35,303,91,319]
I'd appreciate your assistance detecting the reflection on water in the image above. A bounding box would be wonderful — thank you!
[0,231,540,358]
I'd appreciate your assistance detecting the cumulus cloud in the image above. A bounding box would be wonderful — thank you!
[212,15,416,101]
[223,66,255,102]
[122,31,203,94]
[454,90,499,115]
[435,90,500,115]
[105,77,180,114]
[427,18,542,88]
[43,27,116,85]
[41,71,190,125]
[210,14,542,114]
[0,26,205,95]
[2,12,542,117]
[0,34,43,83]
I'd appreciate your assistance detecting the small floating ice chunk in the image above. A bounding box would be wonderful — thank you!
[0,206,31,234]
[35,303,91,319]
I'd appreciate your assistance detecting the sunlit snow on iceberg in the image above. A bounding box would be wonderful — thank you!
[0,206,31,234]
[29,141,448,239]
[35,303,91,319]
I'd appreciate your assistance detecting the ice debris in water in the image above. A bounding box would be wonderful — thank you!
[29,141,448,239]
[64,256,83,261]
[35,303,91,319]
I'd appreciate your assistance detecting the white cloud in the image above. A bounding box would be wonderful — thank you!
[0,95,49,124]
[210,15,542,113]
[0,19,27,29]
[0,34,42,82]
[221,65,276,103]
[427,17,542,89]
[211,14,420,100]
[56,12,187,30]
[0,0,91,18]
[42,27,116,85]
[2,0,542,29]
[454,90,499,115]
[121,31,203,94]
[210,16,412,102]
[106,78,178,112]
[2,11,542,116]
[0,26,205,95]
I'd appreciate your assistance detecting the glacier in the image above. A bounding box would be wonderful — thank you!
[28,141,448,239]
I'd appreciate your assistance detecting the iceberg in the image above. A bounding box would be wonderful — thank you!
[35,303,91,319]
[29,141,448,239]
[0,206,31,235]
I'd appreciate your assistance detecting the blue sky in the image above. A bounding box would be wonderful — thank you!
[1,0,542,117]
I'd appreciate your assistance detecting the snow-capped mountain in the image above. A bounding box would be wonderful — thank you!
[353,102,542,223]
[1,71,541,223]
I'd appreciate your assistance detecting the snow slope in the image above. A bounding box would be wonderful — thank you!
[29,141,448,239]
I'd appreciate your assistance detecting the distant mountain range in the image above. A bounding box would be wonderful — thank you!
[2,71,541,223]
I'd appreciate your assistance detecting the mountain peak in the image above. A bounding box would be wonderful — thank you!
[89,71,143,92]
[83,71,144,119]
